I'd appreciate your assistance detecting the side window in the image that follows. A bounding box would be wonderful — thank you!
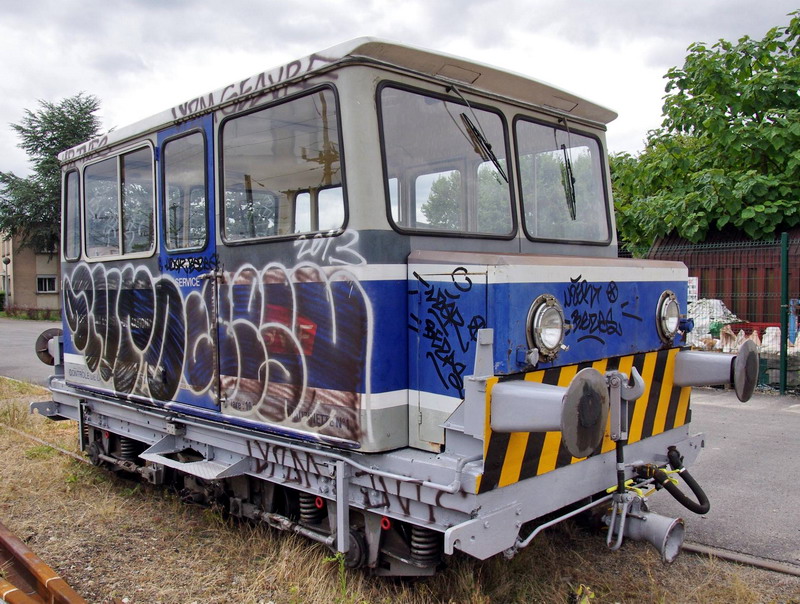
[121,148,154,254]
[85,157,120,258]
[221,88,345,242]
[164,132,207,250]
[63,170,81,261]
[84,146,154,258]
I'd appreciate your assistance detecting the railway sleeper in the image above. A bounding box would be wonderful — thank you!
[82,428,441,577]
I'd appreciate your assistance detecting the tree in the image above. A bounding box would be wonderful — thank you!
[421,164,512,234]
[0,93,101,252]
[612,12,800,248]
[422,171,462,230]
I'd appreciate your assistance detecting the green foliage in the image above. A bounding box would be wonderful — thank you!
[421,171,462,229]
[612,12,800,247]
[24,444,57,460]
[2,305,58,321]
[0,93,101,252]
[324,551,349,603]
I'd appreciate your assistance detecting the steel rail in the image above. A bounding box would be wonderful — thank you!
[0,520,86,603]
[682,542,800,578]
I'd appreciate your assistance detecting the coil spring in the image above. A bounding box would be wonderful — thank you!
[410,525,441,565]
[118,436,138,461]
[298,493,325,525]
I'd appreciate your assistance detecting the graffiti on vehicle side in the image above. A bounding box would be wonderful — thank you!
[408,267,486,397]
[61,232,373,442]
[171,53,339,121]
[159,253,219,276]
[563,275,642,344]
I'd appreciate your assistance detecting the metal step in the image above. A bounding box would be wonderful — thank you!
[139,435,251,480]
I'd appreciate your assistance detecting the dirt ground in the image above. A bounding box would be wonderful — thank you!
[1,383,799,603]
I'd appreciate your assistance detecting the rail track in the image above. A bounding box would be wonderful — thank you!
[0,519,85,604]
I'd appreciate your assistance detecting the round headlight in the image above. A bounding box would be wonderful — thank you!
[527,294,566,359]
[657,290,681,342]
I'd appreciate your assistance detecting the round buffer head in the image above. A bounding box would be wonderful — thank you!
[734,338,759,402]
[561,367,610,458]
[35,327,63,366]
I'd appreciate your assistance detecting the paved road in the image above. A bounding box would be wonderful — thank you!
[655,387,800,568]
[0,317,60,385]
[0,316,797,567]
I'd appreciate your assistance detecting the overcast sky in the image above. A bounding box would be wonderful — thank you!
[1,0,797,176]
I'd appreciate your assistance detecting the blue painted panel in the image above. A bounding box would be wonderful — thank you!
[404,275,688,398]
[406,271,488,399]
[156,115,218,411]
[489,278,687,373]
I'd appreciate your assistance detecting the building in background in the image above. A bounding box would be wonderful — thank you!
[1,233,60,311]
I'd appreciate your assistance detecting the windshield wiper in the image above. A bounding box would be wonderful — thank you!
[560,144,577,220]
[460,113,508,183]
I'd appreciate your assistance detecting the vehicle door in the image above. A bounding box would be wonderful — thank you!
[157,115,219,410]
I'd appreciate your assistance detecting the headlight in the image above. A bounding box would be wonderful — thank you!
[657,290,681,342]
[527,294,566,359]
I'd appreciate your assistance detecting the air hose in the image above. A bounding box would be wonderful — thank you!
[638,447,710,515]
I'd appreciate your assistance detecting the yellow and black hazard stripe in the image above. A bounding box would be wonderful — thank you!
[475,348,691,494]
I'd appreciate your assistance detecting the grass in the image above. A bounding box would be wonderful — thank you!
[0,376,798,602]
[0,377,48,400]
[0,307,60,321]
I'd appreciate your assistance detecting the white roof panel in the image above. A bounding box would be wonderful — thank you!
[59,37,617,164]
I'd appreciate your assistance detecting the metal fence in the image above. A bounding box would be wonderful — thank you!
[626,233,800,392]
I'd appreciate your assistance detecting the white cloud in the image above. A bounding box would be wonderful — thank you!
[0,0,797,173]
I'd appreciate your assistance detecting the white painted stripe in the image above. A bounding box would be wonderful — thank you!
[409,262,686,284]
[333,261,686,284]
[415,391,463,415]
[366,390,460,413]
[64,353,85,366]
[57,367,449,416]
[364,390,406,410]
[58,261,682,285]
[318,263,406,281]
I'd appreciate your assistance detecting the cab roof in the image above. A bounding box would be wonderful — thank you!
[59,37,617,164]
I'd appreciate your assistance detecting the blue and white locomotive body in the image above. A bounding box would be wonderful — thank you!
[39,39,758,575]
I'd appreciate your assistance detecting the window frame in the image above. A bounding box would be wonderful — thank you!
[376,80,517,240]
[81,141,157,261]
[36,275,58,294]
[217,84,349,246]
[62,169,81,262]
[513,114,612,246]
[160,128,210,253]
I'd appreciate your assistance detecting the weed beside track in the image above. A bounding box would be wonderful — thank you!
[0,377,798,603]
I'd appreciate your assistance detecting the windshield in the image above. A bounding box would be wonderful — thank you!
[515,118,610,243]
[379,85,513,236]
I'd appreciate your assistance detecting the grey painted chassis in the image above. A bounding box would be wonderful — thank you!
[33,373,703,565]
